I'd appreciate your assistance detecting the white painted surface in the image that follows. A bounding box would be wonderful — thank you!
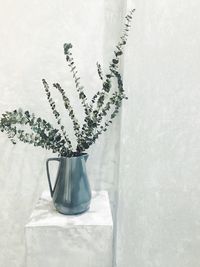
[25,191,113,267]
[116,1,200,267]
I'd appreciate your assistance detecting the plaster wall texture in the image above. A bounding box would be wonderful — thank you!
[116,1,200,267]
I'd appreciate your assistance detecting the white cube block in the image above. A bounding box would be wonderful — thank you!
[25,191,113,267]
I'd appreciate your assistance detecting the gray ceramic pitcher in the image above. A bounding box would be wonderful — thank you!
[46,153,91,215]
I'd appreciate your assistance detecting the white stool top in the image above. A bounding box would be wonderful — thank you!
[26,191,113,228]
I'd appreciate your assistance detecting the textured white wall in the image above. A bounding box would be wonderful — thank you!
[0,1,123,266]
[116,1,200,267]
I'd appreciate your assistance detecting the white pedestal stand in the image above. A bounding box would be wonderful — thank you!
[25,191,113,267]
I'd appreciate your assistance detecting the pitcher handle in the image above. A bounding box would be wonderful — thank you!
[46,158,61,197]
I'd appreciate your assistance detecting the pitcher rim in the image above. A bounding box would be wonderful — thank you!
[59,152,88,159]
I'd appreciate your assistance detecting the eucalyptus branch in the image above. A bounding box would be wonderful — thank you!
[79,92,126,150]
[63,43,90,115]
[78,9,135,146]
[78,68,127,149]
[89,94,122,150]
[86,101,122,149]
[0,109,69,156]
[89,8,135,108]
[42,78,73,154]
[52,82,83,149]
[96,62,103,80]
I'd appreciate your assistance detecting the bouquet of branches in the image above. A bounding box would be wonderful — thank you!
[0,9,135,157]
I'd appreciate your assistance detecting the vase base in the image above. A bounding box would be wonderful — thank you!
[54,201,90,215]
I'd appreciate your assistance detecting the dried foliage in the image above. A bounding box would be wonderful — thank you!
[0,9,135,157]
